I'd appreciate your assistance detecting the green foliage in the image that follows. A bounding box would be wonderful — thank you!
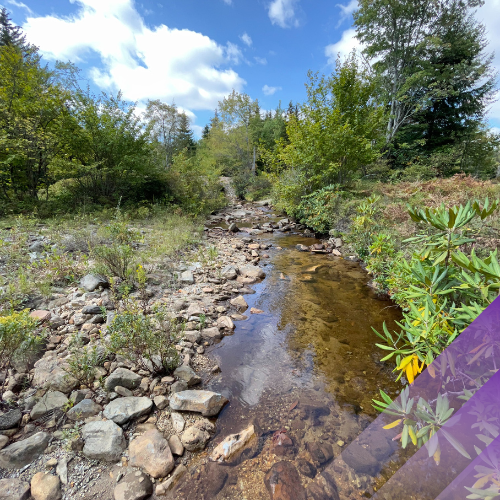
[0,310,44,393]
[107,300,180,375]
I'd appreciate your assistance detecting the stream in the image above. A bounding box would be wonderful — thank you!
[174,210,402,499]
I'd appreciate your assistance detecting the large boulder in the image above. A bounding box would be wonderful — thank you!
[0,432,50,469]
[201,327,222,340]
[129,429,175,478]
[0,409,22,430]
[114,471,153,500]
[31,391,69,420]
[32,355,78,394]
[80,274,108,292]
[174,366,201,387]
[104,367,141,392]
[67,399,102,421]
[0,478,30,500]
[103,397,153,425]
[81,420,125,462]
[169,390,228,417]
[30,472,61,500]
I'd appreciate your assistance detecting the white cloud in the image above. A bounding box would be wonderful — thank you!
[268,0,299,28]
[6,0,33,14]
[23,0,245,114]
[325,28,360,64]
[263,84,282,96]
[254,56,267,65]
[336,0,357,27]
[222,0,232,4]
[240,32,252,47]
[490,126,500,135]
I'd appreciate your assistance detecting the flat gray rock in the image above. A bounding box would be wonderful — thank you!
[169,390,228,417]
[103,397,153,425]
[67,399,102,421]
[31,391,69,420]
[0,432,50,469]
[174,366,201,387]
[82,420,125,462]
[0,409,22,430]
[0,478,30,500]
[81,274,108,292]
[104,367,141,392]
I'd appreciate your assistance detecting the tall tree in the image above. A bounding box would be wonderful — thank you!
[144,100,180,167]
[173,112,195,155]
[0,8,27,50]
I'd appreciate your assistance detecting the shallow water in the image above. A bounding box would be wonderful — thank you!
[175,228,402,499]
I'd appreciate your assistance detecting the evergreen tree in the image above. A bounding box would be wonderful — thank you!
[0,8,29,51]
[174,112,195,155]
[202,124,210,140]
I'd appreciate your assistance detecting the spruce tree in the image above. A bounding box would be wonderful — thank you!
[0,8,29,51]
[174,113,195,155]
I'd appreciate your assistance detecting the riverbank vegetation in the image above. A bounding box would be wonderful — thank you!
[1,0,500,383]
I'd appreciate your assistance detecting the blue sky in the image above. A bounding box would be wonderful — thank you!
[3,0,500,136]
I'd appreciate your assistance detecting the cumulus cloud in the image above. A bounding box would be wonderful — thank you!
[22,0,245,113]
[263,84,282,96]
[325,28,360,64]
[268,0,299,28]
[240,32,252,46]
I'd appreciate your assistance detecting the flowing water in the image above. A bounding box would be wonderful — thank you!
[174,223,402,499]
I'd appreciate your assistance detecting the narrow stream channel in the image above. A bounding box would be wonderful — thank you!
[175,215,402,499]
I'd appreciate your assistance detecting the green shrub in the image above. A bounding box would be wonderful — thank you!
[107,300,180,375]
[0,310,45,394]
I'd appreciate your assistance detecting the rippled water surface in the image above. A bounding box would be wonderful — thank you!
[175,229,402,499]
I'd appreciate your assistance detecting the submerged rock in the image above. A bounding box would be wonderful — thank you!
[264,461,307,500]
[210,424,258,464]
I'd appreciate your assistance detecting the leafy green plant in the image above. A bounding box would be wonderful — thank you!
[107,300,180,375]
[0,310,45,396]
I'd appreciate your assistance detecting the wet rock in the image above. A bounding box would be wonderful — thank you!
[210,424,258,464]
[217,316,235,330]
[230,295,248,311]
[33,356,78,394]
[171,412,185,433]
[240,265,266,279]
[181,426,210,451]
[114,471,152,500]
[0,478,30,500]
[201,327,222,340]
[228,223,239,232]
[155,464,186,496]
[169,390,228,417]
[296,458,317,478]
[67,399,102,421]
[81,420,125,462]
[168,435,184,456]
[174,366,201,387]
[341,441,379,475]
[362,432,395,461]
[272,429,295,457]
[103,397,153,425]
[250,307,264,314]
[296,244,309,252]
[264,461,306,500]
[180,270,194,284]
[0,432,50,469]
[31,391,69,420]
[104,367,141,392]
[81,274,108,292]
[31,472,61,500]
[129,429,174,478]
[306,441,334,466]
[306,478,340,500]
[0,409,22,430]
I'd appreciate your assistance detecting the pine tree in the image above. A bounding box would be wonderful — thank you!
[174,113,195,155]
[0,8,29,51]
[202,124,210,140]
